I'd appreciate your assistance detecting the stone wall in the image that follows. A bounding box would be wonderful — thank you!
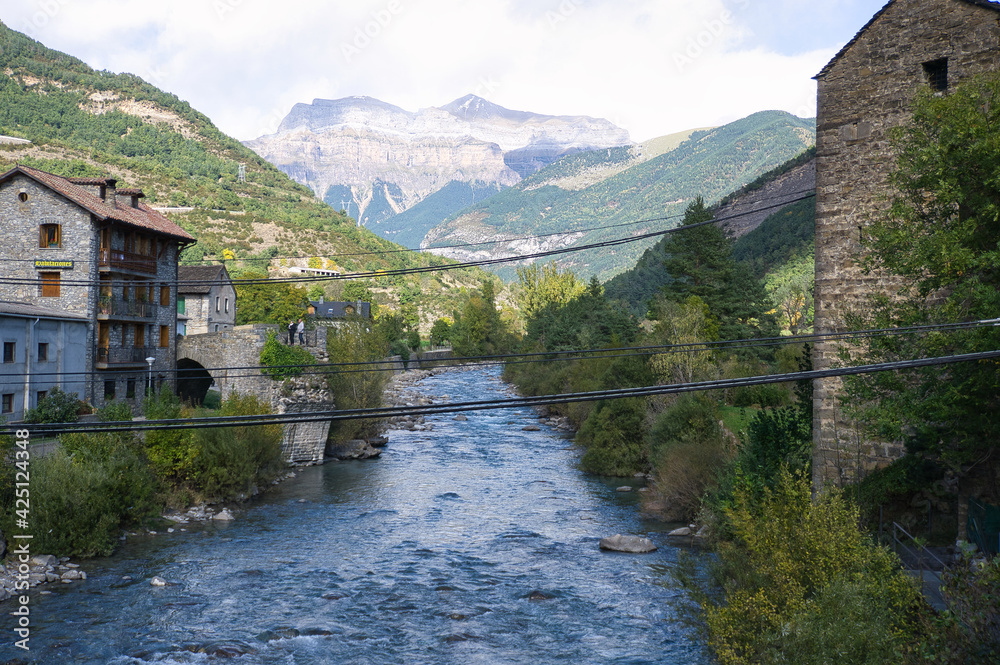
[812,0,1000,486]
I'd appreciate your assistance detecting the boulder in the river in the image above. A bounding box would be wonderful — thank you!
[454,414,468,422]
[150,576,168,587]
[528,590,553,601]
[213,508,235,521]
[326,439,382,460]
[616,486,633,492]
[522,425,541,431]
[667,527,692,537]
[599,534,657,553]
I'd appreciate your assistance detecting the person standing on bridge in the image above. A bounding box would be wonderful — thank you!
[297,318,305,345]
[288,320,296,345]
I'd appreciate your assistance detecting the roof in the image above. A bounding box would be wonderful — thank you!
[178,264,232,294]
[310,301,371,319]
[0,301,89,321]
[816,0,1000,79]
[1,165,196,242]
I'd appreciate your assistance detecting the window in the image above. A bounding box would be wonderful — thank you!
[126,380,136,399]
[224,297,229,314]
[2,342,14,363]
[177,295,186,315]
[159,325,169,348]
[923,58,948,92]
[1,394,13,414]
[37,342,48,362]
[104,380,116,399]
[214,324,219,333]
[216,296,220,313]
[134,324,145,348]
[39,224,61,248]
[160,285,170,307]
[18,192,28,203]
[36,391,46,404]
[40,272,60,297]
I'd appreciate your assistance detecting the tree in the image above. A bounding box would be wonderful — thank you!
[843,73,1000,472]
[451,280,515,357]
[662,198,778,345]
[515,261,586,322]
[232,269,309,325]
[649,295,716,385]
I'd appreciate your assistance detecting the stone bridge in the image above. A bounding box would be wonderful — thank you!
[176,325,333,466]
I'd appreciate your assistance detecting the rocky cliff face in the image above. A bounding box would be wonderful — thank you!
[245,95,631,225]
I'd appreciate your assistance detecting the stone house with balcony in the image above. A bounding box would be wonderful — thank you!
[177,265,236,335]
[812,0,1000,486]
[0,164,196,411]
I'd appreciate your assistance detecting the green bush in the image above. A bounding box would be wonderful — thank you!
[97,399,133,423]
[26,433,159,557]
[577,397,647,476]
[142,389,197,482]
[687,469,922,665]
[259,331,316,379]
[187,392,285,501]
[325,320,390,442]
[23,386,81,424]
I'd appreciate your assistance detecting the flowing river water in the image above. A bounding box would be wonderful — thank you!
[9,368,710,664]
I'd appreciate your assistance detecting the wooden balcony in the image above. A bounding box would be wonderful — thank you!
[99,248,157,274]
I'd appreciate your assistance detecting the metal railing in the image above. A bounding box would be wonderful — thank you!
[892,522,948,609]
[96,346,158,365]
[97,297,158,319]
[99,248,157,274]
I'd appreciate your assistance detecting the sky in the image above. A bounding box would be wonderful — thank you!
[2,0,889,143]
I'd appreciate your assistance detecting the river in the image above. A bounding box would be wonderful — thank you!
[7,368,710,664]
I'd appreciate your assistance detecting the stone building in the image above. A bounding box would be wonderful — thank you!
[0,302,88,420]
[812,0,1000,486]
[0,165,195,412]
[177,264,236,334]
[308,300,371,322]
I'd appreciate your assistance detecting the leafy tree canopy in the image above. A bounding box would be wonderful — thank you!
[232,269,309,326]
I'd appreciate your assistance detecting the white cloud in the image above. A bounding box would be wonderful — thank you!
[2,0,879,141]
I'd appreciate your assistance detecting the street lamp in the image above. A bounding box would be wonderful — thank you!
[145,356,156,396]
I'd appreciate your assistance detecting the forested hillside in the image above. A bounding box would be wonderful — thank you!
[424,111,815,282]
[0,21,491,325]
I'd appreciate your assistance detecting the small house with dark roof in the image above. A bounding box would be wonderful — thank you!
[811,0,1000,486]
[177,265,236,334]
[0,164,196,411]
[0,301,88,421]
[308,300,371,322]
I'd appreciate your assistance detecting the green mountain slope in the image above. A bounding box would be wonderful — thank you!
[606,149,816,317]
[372,180,506,248]
[425,111,816,282]
[0,21,487,326]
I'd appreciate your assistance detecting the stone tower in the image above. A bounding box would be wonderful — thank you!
[812,0,1000,486]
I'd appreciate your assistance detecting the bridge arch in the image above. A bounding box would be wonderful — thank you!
[176,358,213,406]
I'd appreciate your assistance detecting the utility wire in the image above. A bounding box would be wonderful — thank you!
[17,348,1000,435]
[0,192,817,288]
[1,316,995,383]
[1,316,996,384]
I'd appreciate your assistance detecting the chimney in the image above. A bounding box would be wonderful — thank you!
[104,178,118,206]
[319,296,324,304]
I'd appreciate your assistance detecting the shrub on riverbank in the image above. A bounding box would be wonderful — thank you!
[28,432,160,557]
[680,469,923,665]
[187,393,284,501]
[325,319,392,442]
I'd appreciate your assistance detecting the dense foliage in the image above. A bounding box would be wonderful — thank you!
[841,72,1000,500]
[22,386,82,424]
[325,319,393,442]
[259,331,317,380]
[233,270,310,326]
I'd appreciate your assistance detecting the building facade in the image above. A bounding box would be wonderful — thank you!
[812,0,1000,485]
[0,165,196,411]
[177,265,236,335]
[0,302,88,420]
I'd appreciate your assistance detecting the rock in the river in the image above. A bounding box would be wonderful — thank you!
[150,576,168,587]
[616,486,633,492]
[326,439,382,460]
[667,527,692,537]
[528,590,553,600]
[454,414,468,422]
[598,534,657,553]
[522,425,541,431]
[60,569,83,581]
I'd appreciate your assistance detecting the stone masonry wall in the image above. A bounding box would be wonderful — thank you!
[813,0,1000,487]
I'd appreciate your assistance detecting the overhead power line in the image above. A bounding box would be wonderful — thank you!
[0,192,817,289]
[17,348,1000,436]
